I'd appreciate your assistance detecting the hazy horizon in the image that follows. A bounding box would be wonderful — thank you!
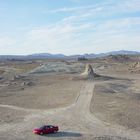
[0,50,140,56]
[0,0,140,55]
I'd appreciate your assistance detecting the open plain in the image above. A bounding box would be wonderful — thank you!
[0,55,140,140]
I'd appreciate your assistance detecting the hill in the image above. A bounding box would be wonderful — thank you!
[0,50,140,60]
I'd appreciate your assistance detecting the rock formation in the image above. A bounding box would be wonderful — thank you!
[81,64,95,80]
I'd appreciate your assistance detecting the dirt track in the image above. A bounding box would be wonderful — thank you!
[0,80,140,140]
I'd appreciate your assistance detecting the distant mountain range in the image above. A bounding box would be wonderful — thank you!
[0,50,140,60]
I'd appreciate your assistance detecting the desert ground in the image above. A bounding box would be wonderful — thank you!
[0,55,140,140]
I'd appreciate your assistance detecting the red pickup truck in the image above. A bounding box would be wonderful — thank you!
[33,125,59,135]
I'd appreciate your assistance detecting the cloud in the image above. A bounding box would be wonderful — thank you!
[19,22,93,54]
[0,37,16,47]
[1,0,140,55]
[0,37,17,55]
[95,17,140,34]
[88,34,140,53]
[119,0,140,12]
[50,4,100,13]
[50,0,140,18]
[19,14,140,55]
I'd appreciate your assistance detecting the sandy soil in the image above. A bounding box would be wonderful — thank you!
[91,77,140,132]
[0,59,140,140]
[0,74,83,109]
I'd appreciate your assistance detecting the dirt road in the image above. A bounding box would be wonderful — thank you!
[0,80,140,140]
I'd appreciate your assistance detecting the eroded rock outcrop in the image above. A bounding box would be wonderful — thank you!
[81,64,95,80]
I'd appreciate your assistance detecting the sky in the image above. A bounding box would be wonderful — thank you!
[0,0,140,55]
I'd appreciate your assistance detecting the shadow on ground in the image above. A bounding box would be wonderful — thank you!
[93,136,131,140]
[94,74,129,81]
[42,131,82,138]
